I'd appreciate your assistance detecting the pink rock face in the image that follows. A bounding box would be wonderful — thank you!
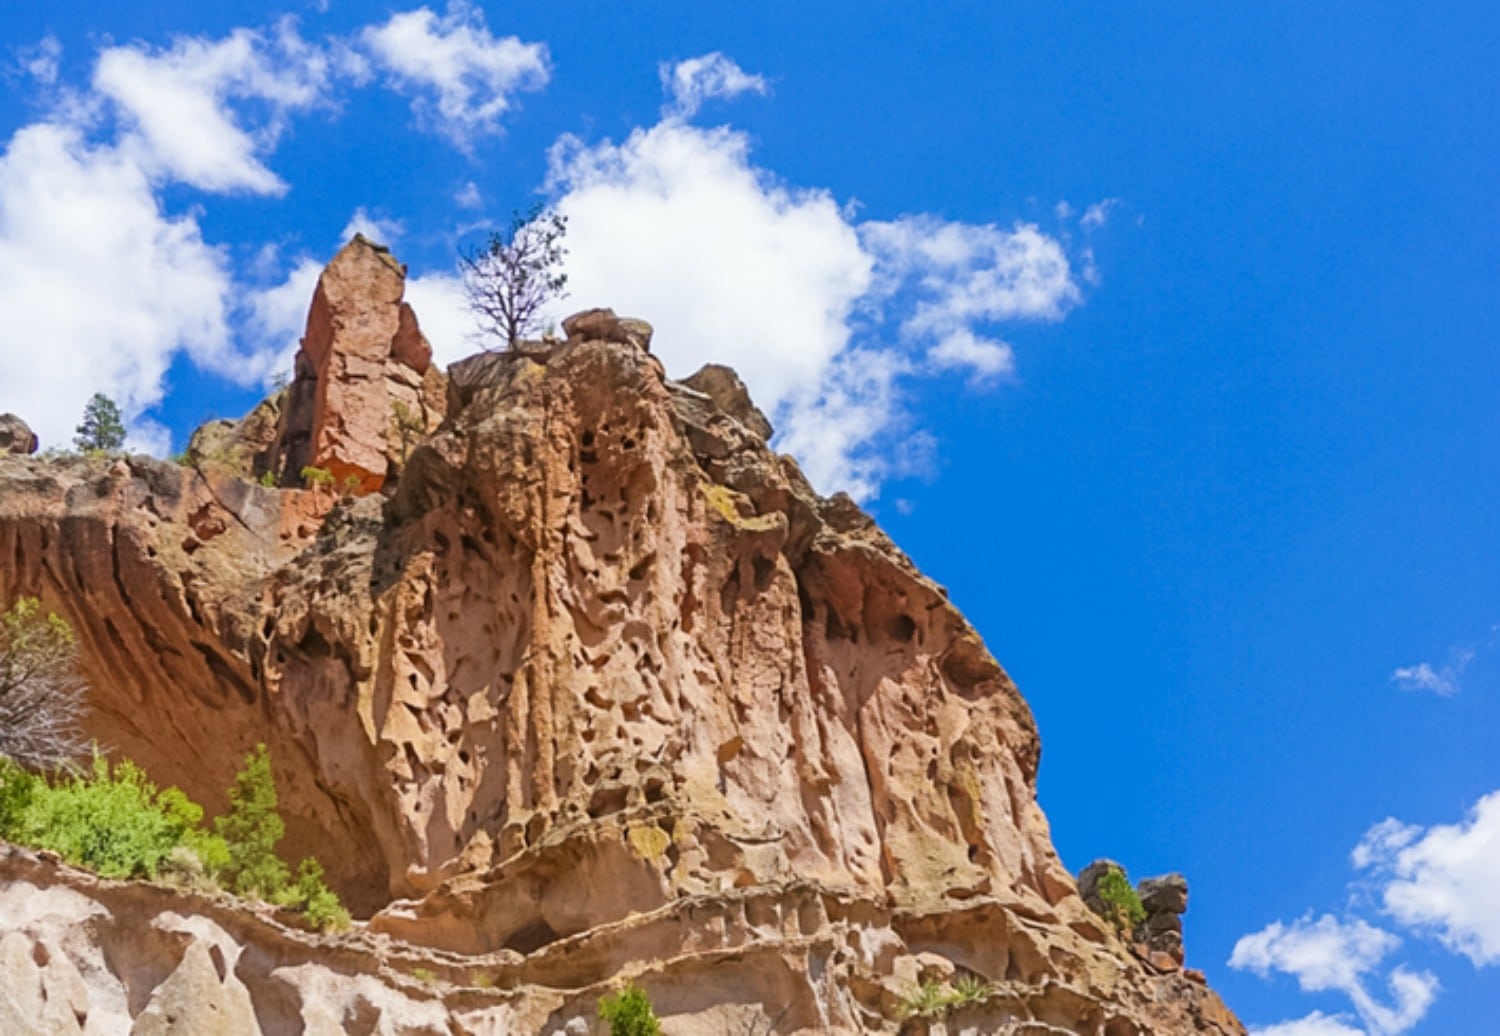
[281,235,444,493]
[0,244,1247,1034]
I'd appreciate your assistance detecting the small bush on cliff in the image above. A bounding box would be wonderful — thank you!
[598,983,662,1036]
[0,598,90,772]
[301,465,335,490]
[1096,866,1146,931]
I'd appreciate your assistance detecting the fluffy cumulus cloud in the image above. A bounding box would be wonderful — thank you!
[94,19,331,194]
[0,122,233,449]
[1230,915,1436,1036]
[360,1,548,145]
[660,52,768,117]
[545,105,1082,497]
[1354,791,1500,965]
[1235,787,1500,1035]
[0,8,550,451]
[0,27,1084,494]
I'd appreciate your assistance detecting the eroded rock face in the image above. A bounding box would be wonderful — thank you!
[0,245,1244,1034]
[0,414,37,455]
[264,234,446,493]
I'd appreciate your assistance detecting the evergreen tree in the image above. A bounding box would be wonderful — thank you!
[74,393,126,453]
[214,743,289,898]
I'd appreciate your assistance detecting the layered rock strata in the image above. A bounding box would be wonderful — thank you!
[0,240,1244,1034]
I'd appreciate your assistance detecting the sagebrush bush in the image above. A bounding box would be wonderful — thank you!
[598,984,662,1036]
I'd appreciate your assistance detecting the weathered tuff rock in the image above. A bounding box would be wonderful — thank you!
[259,234,446,493]
[0,246,1244,1033]
[1080,860,1192,971]
[0,413,37,456]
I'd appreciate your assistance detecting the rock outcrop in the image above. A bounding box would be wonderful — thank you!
[0,240,1244,1034]
[0,414,37,456]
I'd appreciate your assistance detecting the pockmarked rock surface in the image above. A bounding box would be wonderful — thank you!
[0,240,1245,1034]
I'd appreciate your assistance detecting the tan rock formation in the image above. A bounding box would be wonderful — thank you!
[263,234,446,493]
[0,245,1245,1034]
[0,414,37,456]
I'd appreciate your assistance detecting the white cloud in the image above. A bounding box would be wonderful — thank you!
[405,272,478,365]
[242,256,323,384]
[0,122,233,451]
[19,36,62,85]
[1081,197,1121,229]
[928,328,1014,384]
[862,214,1080,339]
[1391,647,1473,696]
[1230,915,1436,1036]
[660,52,768,118]
[454,180,483,208]
[361,1,548,146]
[93,19,330,194]
[1355,790,1500,966]
[1251,1012,1367,1036]
[544,118,1082,498]
[547,121,871,409]
[340,207,404,247]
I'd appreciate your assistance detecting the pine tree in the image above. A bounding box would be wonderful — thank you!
[214,743,289,898]
[74,393,126,453]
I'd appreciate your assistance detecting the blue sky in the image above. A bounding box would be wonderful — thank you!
[0,3,1495,1032]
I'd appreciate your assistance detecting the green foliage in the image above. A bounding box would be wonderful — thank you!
[951,974,992,1005]
[16,754,204,879]
[1,741,347,929]
[411,967,437,984]
[598,983,662,1036]
[0,757,38,838]
[389,401,425,464]
[74,393,127,453]
[259,470,278,487]
[288,856,351,931]
[215,743,289,898]
[300,465,334,489]
[901,980,950,1020]
[0,598,89,771]
[460,203,569,348]
[1096,866,1146,931]
[899,975,992,1020]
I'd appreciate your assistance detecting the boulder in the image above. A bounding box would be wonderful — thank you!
[0,414,37,455]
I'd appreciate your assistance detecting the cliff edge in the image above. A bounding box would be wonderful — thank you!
[0,237,1243,1034]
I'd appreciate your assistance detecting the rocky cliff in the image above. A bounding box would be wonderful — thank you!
[0,238,1244,1034]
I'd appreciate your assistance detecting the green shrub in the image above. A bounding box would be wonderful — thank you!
[17,755,203,879]
[286,856,351,931]
[259,470,277,487]
[215,743,289,898]
[1096,866,1146,931]
[598,983,662,1036]
[0,757,38,838]
[300,466,334,489]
